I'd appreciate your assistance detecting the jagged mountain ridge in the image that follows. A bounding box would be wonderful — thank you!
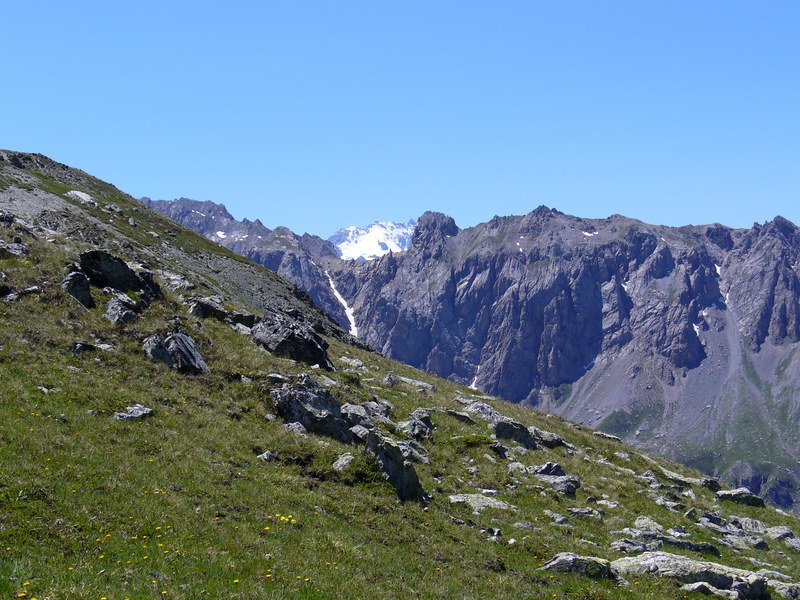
[150,198,800,511]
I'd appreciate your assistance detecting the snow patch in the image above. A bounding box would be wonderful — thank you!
[215,231,227,239]
[582,231,598,237]
[330,220,415,261]
[325,270,358,337]
[191,210,207,217]
[693,323,701,337]
[714,263,721,276]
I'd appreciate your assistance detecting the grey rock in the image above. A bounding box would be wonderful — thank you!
[730,515,768,534]
[494,418,537,450]
[271,379,353,444]
[716,487,766,507]
[536,474,581,495]
[366,430,428,502]
[464,401,503,424]
[257,450,276,462]
[544,509,570,525]
[399,408,435,440]
[611,539,650,553]
[530,461,567,477]
[332,453,355,471]
[349,424,371,443]
[767,526,794,540]
[448,493,516,514]
[634,516,663,533]
[443,408,476,425]
[538,553,623,584]
[680,582,738,598]
[360,400,394,424]
[165,332,210,374]
[284,422,308,437]
[104,293,139,324]
[114,404,154,420]
[786,537,800,553]
[340,404,374,429]
[529,426,567,448]
[252,311,334,370]
[61,271,95,308]
[187,295,227,319]
[383,372,434,392]
[0,241,28,257]
[568,507,603,520]
[611,552,769,599]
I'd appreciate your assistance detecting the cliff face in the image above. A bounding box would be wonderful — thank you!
[149,198,800,510]
[326,208,800,508]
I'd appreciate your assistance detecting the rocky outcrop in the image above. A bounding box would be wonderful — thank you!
[252,311,334,370]
[366,430,428,502]
[271,377,352,444]
[611,552,769,599]
[717,488,766,508]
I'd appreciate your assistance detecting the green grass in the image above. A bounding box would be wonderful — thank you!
[2,159,800,598]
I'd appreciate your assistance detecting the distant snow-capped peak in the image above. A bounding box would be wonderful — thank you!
[329,220,416,261]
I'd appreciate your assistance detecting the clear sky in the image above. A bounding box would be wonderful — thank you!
[4,2,799,237]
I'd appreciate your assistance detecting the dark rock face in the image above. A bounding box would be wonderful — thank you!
[494,418,537,450]
[61,271,95,308]
[252,311,334,370]
[79,250,144,292]
[270,378,353,444]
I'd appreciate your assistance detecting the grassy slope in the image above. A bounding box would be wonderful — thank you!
[1,160,800,599]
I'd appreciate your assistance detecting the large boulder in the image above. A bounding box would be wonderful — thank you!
[271,378,352,444]
[61,271,95,308]
[187,295,228,320]
[448,494,517,514]
[78,250,145,292]
[716,488,766,508]
[366,430,428,502]
[252,311,334,370]
[494,418,537,450]
[143,332,209,374]
[611,552,769,599]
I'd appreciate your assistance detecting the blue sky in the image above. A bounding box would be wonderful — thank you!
[4,2,799,236]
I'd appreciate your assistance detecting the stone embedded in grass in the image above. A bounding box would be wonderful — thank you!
[448,494,516,514]
[114,404,154,420]
[332,453,354,471]
[538,553,623,584]
[611,551,769,598]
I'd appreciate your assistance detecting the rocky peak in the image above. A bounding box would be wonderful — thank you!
[410,211,458,259]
